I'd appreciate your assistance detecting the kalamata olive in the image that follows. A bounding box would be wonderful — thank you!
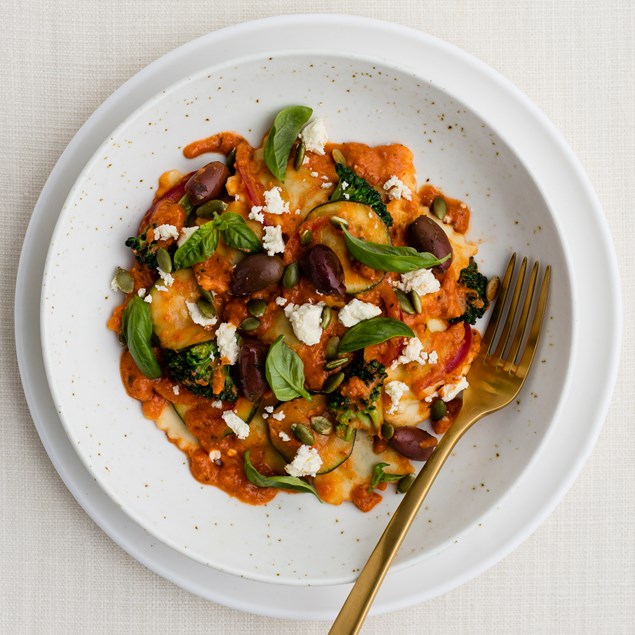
[301,244,346,295]
[406,215,453,273]
[390,426,438,461]
[238,340,268,401]
[185,161,230,206]
[230,253,285,295]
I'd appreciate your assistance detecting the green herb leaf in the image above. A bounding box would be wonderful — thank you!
[264,106,313,182]
[121,296,161,379]
[369,462,408,491]
[265,335,313,402]
[244,450,321,500]
[338,317,414,354]
[342,228,449,273]
[173,221,219,270]
[331,163,392,227]
[449,257,489,325]
[217,212,261,252]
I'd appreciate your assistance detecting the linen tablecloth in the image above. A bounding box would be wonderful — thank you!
[2,2,633,633]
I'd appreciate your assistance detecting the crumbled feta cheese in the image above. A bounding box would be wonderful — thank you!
[262,413,269,419]
[152,224,179,242]
[186,300,218,328]
[300,118,328,155]
[440,377,469,402]
[264,406,274,413]
[385,380,409,414]
[172,385,180,395]
[272,411,285,421]
[275,296,288,307]
[284,302,325,345]
[428,350,439,364]
[310,171,319,178]
[394,268,440,296]
[341,181,349,190]
[263,225,285,256]
[177,225,199,247]
[383,176,412,201]
[222,410,250,439]
[424,391,439,403]
[216,322,239,365]
[343,193,350,200]
[321,175,329,181]
[278,431,291,442]
[212,400,223,409]
[285,444,323,477]
[248,206,265,224]
[137,288,146,297]
[155,285,168,292]
[321,182,333,189]
[209,449,221,462]
[157,268,174,288]
[263,186,290,215]
[392,336,429,368]
[144,295,153,304]
[338,299,382,327]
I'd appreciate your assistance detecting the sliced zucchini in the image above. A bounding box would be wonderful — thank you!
[149,268,215,350]
[266,395,355,475]
[155,403,200,454]
[301,201,391,294]
[173,396,260,437]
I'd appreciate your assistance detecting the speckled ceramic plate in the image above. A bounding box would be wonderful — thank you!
[25,15,619,612]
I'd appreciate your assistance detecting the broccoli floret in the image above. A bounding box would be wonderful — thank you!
[163,341,238,402]
[125,229,158,269]
[327,359,387,431]
[330,163,393,227]
[449,257,489,325]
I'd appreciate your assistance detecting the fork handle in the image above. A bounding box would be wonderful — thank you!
[328,412,477,635]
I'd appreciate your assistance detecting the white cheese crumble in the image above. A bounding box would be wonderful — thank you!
[143,295,153,304]
[152,224,179,242]
[264,406,274,413]
[343,193,350,200]
[440,377,469,402]
[341,181,349,190]
[209,449,221,462]
[222,410,250,439]
[284,302,325,345]
[262,225,285,256]
[155,285,168,292]
[392,336,429,368]
[216,322,239,365]
[310,171,319,178]
[300,118,328,155]
[383,176,412,201]
[211,400,223,409]
[248,206,265,224]
[428,350,439,364]
[263,186,290,215]
[177,225,199,247]
[271,411,286,421]
[393,267,440,296]
[338,299,382,327]
[185,301,218,328]
[157,267,174,288]
[285,444,323,477]
[275,296,288,307]
[320,182,333,189]
[172,385,180,395]
[278,431,291,442]
[385,380,409,414]
[137,288,146,297]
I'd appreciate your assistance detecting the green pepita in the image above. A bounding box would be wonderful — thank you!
[294,140,306,171]
[300,229,313,246]
[331,148,347,166]
[320,306,332,330]
[247,299,267,318]
[198,286,215,303]
[381,423,394,440]
[329,215,349,230]
[394,289,415,315]
[397,474,415,493]
[156,248,173,274]
[430,398,447,422]
[324,357,349,371]
[113,267,134,294]
[196,199,228,218]
[196,299,216,319]
[410,290,423,314]
[325,336,340,360]
[239,317,261,331]
[311,416,334,435]
[282,262,300,289]
[431,196,447,220]
[291,423,315,446]
[322,372,345,394]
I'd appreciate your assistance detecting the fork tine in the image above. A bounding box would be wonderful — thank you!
[492,256,527,362]
[503,261,539,371]
[482,253,516,353]
[516,266,551,378]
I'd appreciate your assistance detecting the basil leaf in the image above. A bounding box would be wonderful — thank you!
[264,105,313,182]
[265,335,312,402]
[342,228,449,273]
[218,212,261,252]
[173,221,218,270]
[338,317,414,354]
[243,450,321,500]
[121,296,161,379]
[369,462,407,491]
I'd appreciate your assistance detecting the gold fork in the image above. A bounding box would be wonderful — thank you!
[329,253,551,635]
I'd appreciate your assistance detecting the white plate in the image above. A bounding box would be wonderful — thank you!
[18,15,620,616]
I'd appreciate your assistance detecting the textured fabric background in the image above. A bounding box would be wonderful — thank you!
[2,1,633,633]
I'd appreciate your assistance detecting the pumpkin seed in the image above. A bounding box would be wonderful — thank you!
[300,229,313,246]
[325,336,340,360]
[198,286,215,303]
[397,474,415,493]
[329,215,349,230]
[322,372,345,393]
[486,276,500,302]
[113,267,134,294]
[239,317,260,331]
[294,140,306,170]
[282,262,300,289]
[410,290,423,314]
[156,248,172,274]
[247,299,267,318]
[430,398,447,421]
[196,199,228,218]
[291,423,315,446]
[320,306,332,330]
[226,147,237,173]
[331,148,347,166]
[196,299,216,319]
[311,416,333,435]
[394,289,415,314]
[324,357,348,371]
[381,423,394,440]
[431,196,447,220]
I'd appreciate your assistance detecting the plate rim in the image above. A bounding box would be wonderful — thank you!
[16,14,622,618]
